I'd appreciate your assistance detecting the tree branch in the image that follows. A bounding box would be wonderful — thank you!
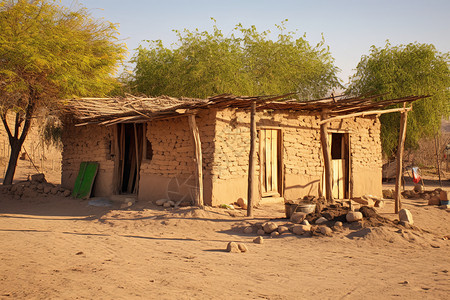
[19,89,36,144]
[1,113,13,143]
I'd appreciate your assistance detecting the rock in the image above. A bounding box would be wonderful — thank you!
[315,217,327,224]
[290,212,306,224]
[167,200,175,207]
[155,199,166,206]
[270,231,280,238]
[256,229,265,235]
[382,189,394,199]
[353,196,375,207]
[50,187,58,195]
[319,226,333,236]
[423,193,431,200]
[31,173,46,183]
[22,188,38,198]
[346,211,363,222]
[253,236,264,244]
[262,222,278,234]
[226,242,240,253]
[237,243,248,252]
[278,226,289,234]
[399,221,412,229]
[428,196,441,205]
[236,197,248,209]
[334,221,343,227]
[440,190,448,201]
[63,189,71,197]
[399,209,414,225]
[301,220,310,226]
[414,184,424,193]
[243,226,253,234]
[359,206,377,218]
[37,183,44,191]
[163,202,171,208]
[292,224,311,235]
[374,200,384,208]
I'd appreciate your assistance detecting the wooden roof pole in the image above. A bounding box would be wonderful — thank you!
[320,110,334,203]
[247,100,257,217]
[318,106,412,125]
[394,108,408,213]
[188,114,204,208]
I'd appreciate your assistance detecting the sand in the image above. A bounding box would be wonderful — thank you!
[0,188,449,299]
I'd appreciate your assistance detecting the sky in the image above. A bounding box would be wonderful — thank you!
[60,0,450,85]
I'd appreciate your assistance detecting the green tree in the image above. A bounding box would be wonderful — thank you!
[0,0,126,184]
[347,42,450,157]
[131,20,341,99]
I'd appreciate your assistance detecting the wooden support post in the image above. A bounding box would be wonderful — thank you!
[394,110,408,213]
[320,111,333,203]
[133,123,140,194]
[247,100,257,217]
[188,115,204,207]
[112,124,120,194]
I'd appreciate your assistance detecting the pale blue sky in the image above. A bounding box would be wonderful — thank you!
[61,0,450,85]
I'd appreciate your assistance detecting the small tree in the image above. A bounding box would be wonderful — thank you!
[0,0,126,184]
[347,42,450,157]
[131,20,341,99]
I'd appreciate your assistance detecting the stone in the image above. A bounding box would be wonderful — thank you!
[256,229,265,235]
[440,190,448,201]
[319,226,333,236]
[163,202,171,208]
[167,200,175,207]
[37,183,44,191]
[346,211,363,222]
[155,199,166,206]
[292,224,311,235]
[278,226,289,234]
[290,212,306,224]
[253,236,264,244]
[315,217,328,224]
[270,231,280,238]
[50,187,58,195]
[374,200,384,208]
[243,226,253,234]
[236,197,248,209]
[43,185,52,194]
[237,243,248,252]
[301,220,310,226]
[414,184,424,193]
[63,189,71,197]
[428,196,440,205]
[262,222,278,234]
[399,209,414,225]
[423,193,431,200]
[334,221,343,227]
[353,196,375,207]
[359,206,377,218]
[382,189,394,199]
[31,173,46,183]
[226,242,241,253]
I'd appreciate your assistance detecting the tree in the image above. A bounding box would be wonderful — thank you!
[130,20,341,99]
[0,0,125,184]
[347,42,450,157]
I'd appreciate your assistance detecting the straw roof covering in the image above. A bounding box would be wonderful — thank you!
[59,93,428,126]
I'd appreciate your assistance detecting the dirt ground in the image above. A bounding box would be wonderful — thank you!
[0,166,449,299]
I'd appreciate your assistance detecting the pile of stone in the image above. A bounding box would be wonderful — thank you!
[155,198,191,208]
[1,173,71,199]
[384,186,449,207]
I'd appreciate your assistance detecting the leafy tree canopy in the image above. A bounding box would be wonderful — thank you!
[347,42,450,157]
[0,0,126,184]
[130,20,341,99]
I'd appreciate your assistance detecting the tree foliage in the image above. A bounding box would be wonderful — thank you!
[347,42,450,157]
[130,20,341,99]
[0,0,126,184]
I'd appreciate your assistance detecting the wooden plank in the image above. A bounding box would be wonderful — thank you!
[394,111,408,213]
[119,124,125,192]
[266,130,272,192]
[319,106,412,125]
[278,129,284,197]
[72,162,99,199]
[247,100,257,217]
[188,115,204,207]
[133,123,140,194]
[112,124,120,195]
[320,111,334,203]
[271,130,278,192]
[260,129,267,193]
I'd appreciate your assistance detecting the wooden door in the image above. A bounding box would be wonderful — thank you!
[260,129,281,197]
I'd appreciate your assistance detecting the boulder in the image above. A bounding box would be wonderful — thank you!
[382,189,394,199]
[243,226,253,234]
[292,224,311,235]
[262,222,278,234]
[346,211,363,222]
[253,236,264,244]
[63,189,71,197]
[278,226,289,234]
[31,173,46,183]
[155,199,166,206]
[428,196,440,206]
[237,243,248,252]
[319,226,333,236]
[315,217,328,224]
[414,184,424,193]
[226,242,240,253]
[270,231,280,238]
[398,209,414,225]
[256,229,265,236]
[359,206,377,218]
[50,187,58,195]
[236,198,248,209]
[290,212,306,224]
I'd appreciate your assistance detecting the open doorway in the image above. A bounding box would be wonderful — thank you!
[330,133,350,199]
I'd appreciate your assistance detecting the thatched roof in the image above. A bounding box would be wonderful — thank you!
[60,93,428,126]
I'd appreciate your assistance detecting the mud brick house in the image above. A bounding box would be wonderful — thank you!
[60,94,424,206]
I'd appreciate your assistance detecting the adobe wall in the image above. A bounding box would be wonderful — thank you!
[61,122,114,196]
[138,110,216,205]
[210,109,382,206]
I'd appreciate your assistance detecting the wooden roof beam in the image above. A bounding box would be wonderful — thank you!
[318,106,412,125]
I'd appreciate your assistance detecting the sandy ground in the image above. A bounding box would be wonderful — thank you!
[0,164,449,299]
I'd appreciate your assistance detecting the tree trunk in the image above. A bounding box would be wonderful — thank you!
[3,140,22,185]
[247,100,257,217]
